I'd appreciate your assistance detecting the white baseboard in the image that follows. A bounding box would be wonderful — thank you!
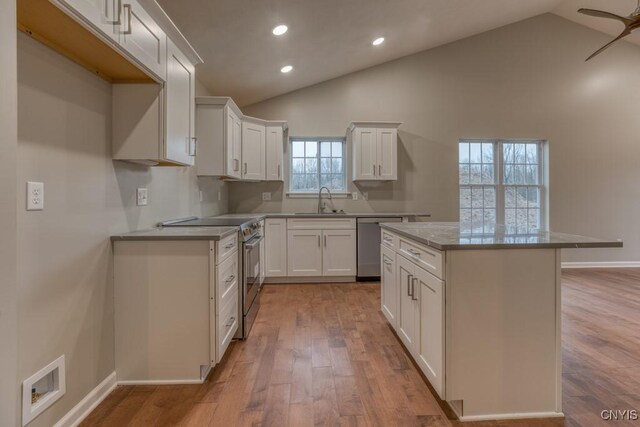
[54,371,116,427]
[263,276,356,284]
[561,261,640,269]
[458,411,564,422]
[116,378,206,385]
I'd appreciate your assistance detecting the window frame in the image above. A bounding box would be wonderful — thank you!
[288,137,347,195]
[459,139,547,234]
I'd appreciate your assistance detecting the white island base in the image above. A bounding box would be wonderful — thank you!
[378,220,625,422]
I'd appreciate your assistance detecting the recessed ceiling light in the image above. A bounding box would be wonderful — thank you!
[272,25,288,36]
[372,37,385,46]
[281,65,293,73]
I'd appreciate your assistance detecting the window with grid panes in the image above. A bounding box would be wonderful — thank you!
[290,139,345,193]
[459,140,546,234]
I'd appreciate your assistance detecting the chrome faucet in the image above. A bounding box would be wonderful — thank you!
[318,186,332,214]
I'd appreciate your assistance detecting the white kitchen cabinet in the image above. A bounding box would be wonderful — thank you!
[397,254,419,354]
[265,219,287,277]
[196,97,243,178]
[118,0,167,80]
[265,124,286,181]
[381,244,398,327]
[322,229,356,276]
[242,119,266,180]
[57,0,120,42]
[416,265,445,399]
[287,229,323,276]
[165,38,195,166]
[350,122,401,181]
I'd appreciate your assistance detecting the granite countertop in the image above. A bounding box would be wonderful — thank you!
[213,212,430,220]
[380,222,623,251]
[111,226,238,241]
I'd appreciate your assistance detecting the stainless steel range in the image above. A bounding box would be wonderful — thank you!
[161,216,263,339]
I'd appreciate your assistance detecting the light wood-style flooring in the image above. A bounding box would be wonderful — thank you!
[81,269,640,426]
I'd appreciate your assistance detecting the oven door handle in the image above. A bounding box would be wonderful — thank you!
[244,234,264,249]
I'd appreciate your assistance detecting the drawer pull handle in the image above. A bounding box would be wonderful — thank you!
[226,317,235,327]
[224,243,235,249]
[225,275,235,283]
[407,248,421,257]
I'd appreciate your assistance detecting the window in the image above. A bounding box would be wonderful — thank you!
[459,139,546,234]
[290,138,346,193]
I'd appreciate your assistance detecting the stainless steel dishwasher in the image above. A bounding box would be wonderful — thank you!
[357,217,403,280]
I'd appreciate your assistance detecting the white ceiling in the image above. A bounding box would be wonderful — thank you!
[158,0,640,107]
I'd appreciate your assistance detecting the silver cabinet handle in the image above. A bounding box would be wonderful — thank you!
[324,235,327,247]
[317,235,321,247]
[224,243,234,249]
[225,317,235,327]
[411,277,418,301]
[372,164,376,176]
[277,164,281,178]
[407,274,413,297]
[234,159,239,172]
[119,3,132,34]
[105,0,122,24]
[189,137,197,156]
[407,248,420,257]
[244,162,248,175]
[379,165,382,176]
[225,274,235,283]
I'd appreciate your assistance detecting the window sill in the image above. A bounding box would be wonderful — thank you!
[286,192,351,199]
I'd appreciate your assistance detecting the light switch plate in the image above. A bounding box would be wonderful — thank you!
[352,192,358,200]
[137,188,148,206]
[363,192,368,201]
[27,182,44,211]
[262,192,271,201]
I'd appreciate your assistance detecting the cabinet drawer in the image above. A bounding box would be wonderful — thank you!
[381,229,398,249]
[216,250,238,312]
[287,218,356,230]
[216,233,238,264]
[217,290,238,362]
[399,238,444,280]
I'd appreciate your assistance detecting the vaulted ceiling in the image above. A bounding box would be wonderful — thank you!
[157,0,640,106]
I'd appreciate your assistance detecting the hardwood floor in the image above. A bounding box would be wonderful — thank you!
[81,269,640,426]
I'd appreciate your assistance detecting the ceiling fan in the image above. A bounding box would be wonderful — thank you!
[579,0,640,60]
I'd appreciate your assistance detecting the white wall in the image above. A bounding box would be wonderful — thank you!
[238,14,635,263]
[0,0,18,425]
[16,33,228,426]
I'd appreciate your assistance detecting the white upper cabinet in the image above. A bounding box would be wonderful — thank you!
[165,38,195,166]
[117,0,167,80]
[242,119,266,181]
[228,109,242,179]
[350,122,401,181]
[265,124,286,181]
[57,0,120,42]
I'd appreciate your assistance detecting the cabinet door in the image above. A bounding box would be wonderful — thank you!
[265,219,287,277]
[376,127,397,180]
[353,127,377,180]
[397,255,418,353]
[381,245,398,326]
[287,230,322,276]
[58,0,119,42]
[118,0,167,80]
[165,38,195,166]
[224,109,242,179]
[241,121,266,180]
[265,126,284,181]
[416,266,445,398]
[322,229,356,276]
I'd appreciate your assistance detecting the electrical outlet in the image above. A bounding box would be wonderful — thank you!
[352,192,358,201]
[137,188,148,206]
[363,192,368,201]
[262,192,271,201]
[27,182,44,211]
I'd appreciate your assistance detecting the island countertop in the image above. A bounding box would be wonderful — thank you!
[380,222,623,251]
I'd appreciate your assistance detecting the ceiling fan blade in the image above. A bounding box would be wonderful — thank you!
[586,28,632,61]
[578,8,633,24]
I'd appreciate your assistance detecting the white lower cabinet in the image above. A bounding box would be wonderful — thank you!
[322,229,356,276]
[265,219,287,276]
[382,230,445,399]
[381,244,398,326]
[287,229,323,276]
[285,219,357,278]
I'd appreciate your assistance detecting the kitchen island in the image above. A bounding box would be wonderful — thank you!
[379,222,622,422]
